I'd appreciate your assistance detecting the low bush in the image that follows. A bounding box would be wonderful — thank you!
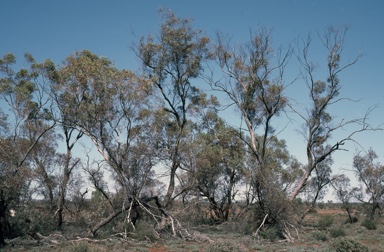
[329,228,346,238]
[206,239,247,252]
[361,218,376,230]
[259,226,281,242]
[130,221,159,241]
[330,237,369,252]
[317,214,333,230]
[344,216,358,224]
[312,231,328,241]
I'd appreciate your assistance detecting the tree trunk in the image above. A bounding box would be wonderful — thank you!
[164,165,177,207]
[56,172,69,228]
[164,129,183,207]
[90,205,130,236]
[289,170,310,200]
[0,197,7,246]
[370,202,380,220]
[346,207,353,223]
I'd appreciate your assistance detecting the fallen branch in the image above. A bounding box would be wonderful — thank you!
[285,221,299,240]
[282,222,294,243]
[253,214,268,238]
[89,204,130,236]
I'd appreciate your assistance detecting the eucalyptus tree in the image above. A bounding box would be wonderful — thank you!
[331,174,359,223]
[207,29,298,233]
[40,55,86,228]
[0,53,55,245]
[54,50,164,235]
[353,149,384,219]
[137,9,210,207]
[289,26,374,201]
[189,112,246,222]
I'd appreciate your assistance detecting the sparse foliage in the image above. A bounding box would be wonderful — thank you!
[138,9,210,207]
[290,26,368,202]
[353,149,384,219]
[332,174,359,223]
[0,53,55,245]
[0,11,381,250]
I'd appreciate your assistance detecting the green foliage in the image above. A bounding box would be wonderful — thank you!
[330,238,369,252]
[329,227,346,238]
[345,216,358,224]
[361,218,377,230]
[353,149,384,219]
[132,221,159,242]
[259,226,281,242]
[317,214,334,230]
[312,231,328,241]
[206,239,246,252]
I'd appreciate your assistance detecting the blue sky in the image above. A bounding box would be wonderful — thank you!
[1,1,384,185]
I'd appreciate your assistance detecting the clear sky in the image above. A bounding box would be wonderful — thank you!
[1,1,384,190]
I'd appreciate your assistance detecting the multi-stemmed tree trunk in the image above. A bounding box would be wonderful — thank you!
[206,26,374,241]
[208,29,293,226]
[55,129,82,228]
[52,50,165,235]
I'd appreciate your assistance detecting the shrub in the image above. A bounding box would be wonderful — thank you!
[329,228,346,238]
[131,221,159,241]
[344,216,358,224]
[312,231,328,241]
[318,202,326,209]
[361,218,376,230]
[259,226,281,242]
[207,239,247,252]
[330,238,369,252]
[70,242,90,252]
[317,214,334,230]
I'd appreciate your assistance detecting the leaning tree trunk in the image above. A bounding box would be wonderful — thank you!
[90,204,131,236]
